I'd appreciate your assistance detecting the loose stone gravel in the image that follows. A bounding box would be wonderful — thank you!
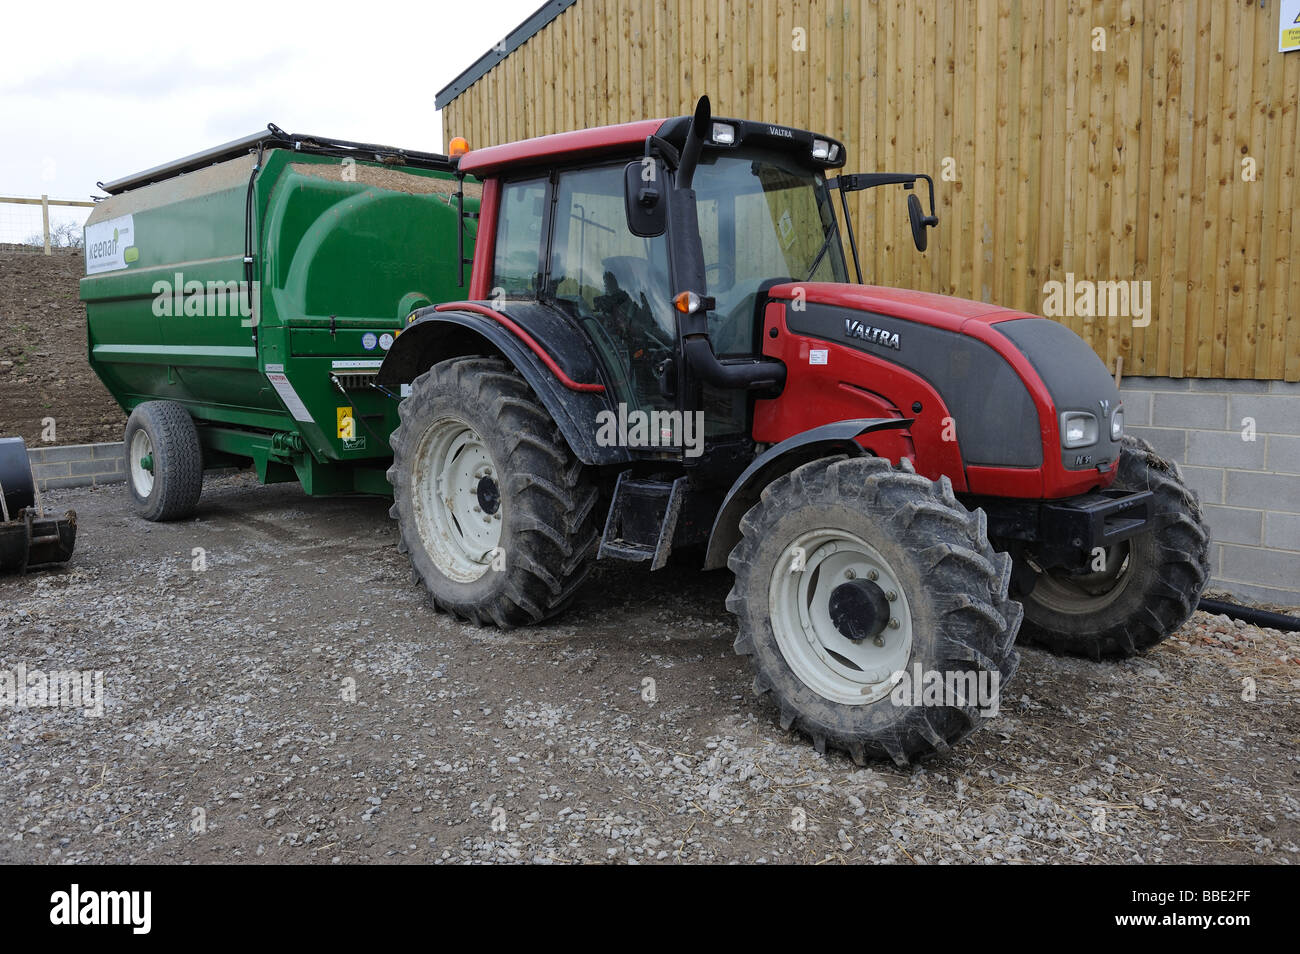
[1,473,1295,864]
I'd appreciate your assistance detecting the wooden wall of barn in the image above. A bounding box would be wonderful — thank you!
[442,0,1300,381]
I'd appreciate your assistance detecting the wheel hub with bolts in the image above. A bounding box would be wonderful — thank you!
[768,528,913,705]
[476,475,501,516]
[128,429,155,498]
[827,577,893,645]
[412,418,504,582]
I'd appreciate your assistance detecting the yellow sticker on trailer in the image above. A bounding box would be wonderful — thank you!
[337,406,356,440]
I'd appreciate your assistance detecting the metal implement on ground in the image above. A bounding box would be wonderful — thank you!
[0,437,77,572]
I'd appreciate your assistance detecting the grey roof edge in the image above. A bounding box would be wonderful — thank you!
[435,0,577,110]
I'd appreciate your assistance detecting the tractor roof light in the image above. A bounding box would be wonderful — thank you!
[448,136,470,158]
[711,122,736,145]
[812,139,830,160]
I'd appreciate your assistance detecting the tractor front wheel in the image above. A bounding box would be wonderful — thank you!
[387,356,599,628]
[727,455,1021,765]
[1015,435,1210,658]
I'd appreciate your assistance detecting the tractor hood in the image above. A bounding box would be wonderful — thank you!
[766,283,1125,492]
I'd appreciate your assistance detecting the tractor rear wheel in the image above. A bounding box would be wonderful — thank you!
[387,356,599,628]
[727,455,1021,766]
[123,401,203,521]
[1015,435,1210,658]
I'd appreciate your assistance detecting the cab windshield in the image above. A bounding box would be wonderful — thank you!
[691,150,848,356]
[512,149,847,434]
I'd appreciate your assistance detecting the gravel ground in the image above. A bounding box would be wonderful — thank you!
[1,473,1297,864]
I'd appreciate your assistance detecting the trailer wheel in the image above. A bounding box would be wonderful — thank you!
[388,356,598,628]
[1015,435,1210,659]
[727,456,1021,766]
[123,401,203,521]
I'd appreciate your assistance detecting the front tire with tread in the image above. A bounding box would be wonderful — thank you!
[1015,435,1211,658]
[727,456,1021,766]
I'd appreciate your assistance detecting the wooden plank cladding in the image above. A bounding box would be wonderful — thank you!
[441,0,1300,381]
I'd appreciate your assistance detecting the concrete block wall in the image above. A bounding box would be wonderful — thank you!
[24,442,125,492]
[1121,376,1300,606]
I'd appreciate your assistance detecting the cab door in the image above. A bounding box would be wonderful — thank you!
[543,163,678,423]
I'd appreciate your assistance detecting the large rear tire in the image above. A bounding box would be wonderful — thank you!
[123,401,203,522]
[1015,435,1211,658]
[727,456,1021,766]
[387,356,598,628]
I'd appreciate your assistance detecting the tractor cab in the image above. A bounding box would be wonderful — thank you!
[442,100,893,475]
[436,97,940,487]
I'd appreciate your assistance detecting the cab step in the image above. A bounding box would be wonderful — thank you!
[598,472,686,571]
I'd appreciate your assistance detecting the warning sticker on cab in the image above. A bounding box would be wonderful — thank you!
[266,372,313,423]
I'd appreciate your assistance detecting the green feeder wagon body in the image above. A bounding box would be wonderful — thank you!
[80,129,477,496]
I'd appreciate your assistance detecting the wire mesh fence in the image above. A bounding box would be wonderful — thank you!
[0,196,95,253]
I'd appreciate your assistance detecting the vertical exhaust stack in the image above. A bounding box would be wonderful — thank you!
[676,95,711,190]
[671,95,786,393]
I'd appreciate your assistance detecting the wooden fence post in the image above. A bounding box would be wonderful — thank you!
[41,194,50,255]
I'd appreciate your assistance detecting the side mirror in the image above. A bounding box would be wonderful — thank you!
[624,159,667,237]
[907,192,938,252]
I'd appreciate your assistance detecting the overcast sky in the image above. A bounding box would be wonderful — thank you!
[0,0,543,204]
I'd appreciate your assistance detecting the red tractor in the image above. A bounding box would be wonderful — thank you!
[379,98,1210,764]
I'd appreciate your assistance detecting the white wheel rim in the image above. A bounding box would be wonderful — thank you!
[411,417,503,582]
[768,528,914,705]
[129,429,154,498]
[1028,543,1132,613]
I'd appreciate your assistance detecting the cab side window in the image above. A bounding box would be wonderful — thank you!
[492,179,548,298]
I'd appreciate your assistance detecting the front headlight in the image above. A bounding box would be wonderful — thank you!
[1110,405,1124,441]
[1060,411,1099,448]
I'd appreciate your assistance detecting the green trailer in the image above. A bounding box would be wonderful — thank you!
[81,127,478,513]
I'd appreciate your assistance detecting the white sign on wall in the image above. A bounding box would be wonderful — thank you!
[1281,0,1300,53]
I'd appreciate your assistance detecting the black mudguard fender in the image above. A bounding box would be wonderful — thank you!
[377,301,631,466]
[702,418,912,570]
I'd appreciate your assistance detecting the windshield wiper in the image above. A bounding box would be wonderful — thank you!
[803,225,839,281]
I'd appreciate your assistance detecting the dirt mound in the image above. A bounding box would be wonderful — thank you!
[0,249,124,445]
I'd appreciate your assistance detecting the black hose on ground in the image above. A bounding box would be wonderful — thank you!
[1198,597,1300,632]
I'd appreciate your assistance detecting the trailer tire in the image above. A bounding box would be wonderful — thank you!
[123,401,204,521]
[1015,435,1211,658]
[388,356,598,628]
[727,455,1021,766]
